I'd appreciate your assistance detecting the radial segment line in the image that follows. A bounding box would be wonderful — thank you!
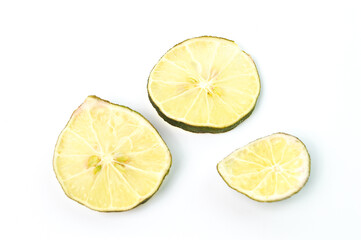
[211,73,254,84]
[279,144,288,165]
[282,167,304,174]
[282,168,304,179]
[151,79,192,85]
[274,173,278,195]
[68,129,100,154]
[127,143,160,155]
[121,163,160,175]
[110,164,141,198]
[112,136,134,155]
[185,44,202,74]
[282,170,302,181]
[207,42,220,81]
[215,51,238,79]
[85,169,103,203]
[280,154,303,167]
[163,58,194,76]
[111,127,141,154]
[214,94,240,117]
[111,137,131,155]
[279,172,293,188]
[183,89,203,119]
[63,168,93,182]
[231,168,270,178]
[246,148,274,166]
[205,90,211,124]
[159,87,197,104]
[267,140,276,165]
[55,153,93,157]
[218,86,253,98]
[107,165,113,207]
[234,157,267,168]
[251,171,272,192]
[86,109,104,154]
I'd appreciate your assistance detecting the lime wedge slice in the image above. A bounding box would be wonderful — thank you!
[53,96,171,211]
[148,36,260,133]
[217,133,310,202]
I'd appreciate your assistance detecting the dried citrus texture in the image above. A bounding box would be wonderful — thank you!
[217,133,310,202]
[148,36,260,133]
[53,96,171,211]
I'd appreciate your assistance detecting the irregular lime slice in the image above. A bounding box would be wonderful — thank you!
[217,133,310,202]
[53,96,171,211]
[148,36,260,133]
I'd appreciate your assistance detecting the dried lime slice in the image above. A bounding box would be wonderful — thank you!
[148,36,260,133]
[54,96,171,211]
[217,133,310,201]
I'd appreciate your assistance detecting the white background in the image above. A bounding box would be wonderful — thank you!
[1,0,360,239]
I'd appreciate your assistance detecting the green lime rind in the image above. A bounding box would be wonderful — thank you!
[148,90,259,133]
